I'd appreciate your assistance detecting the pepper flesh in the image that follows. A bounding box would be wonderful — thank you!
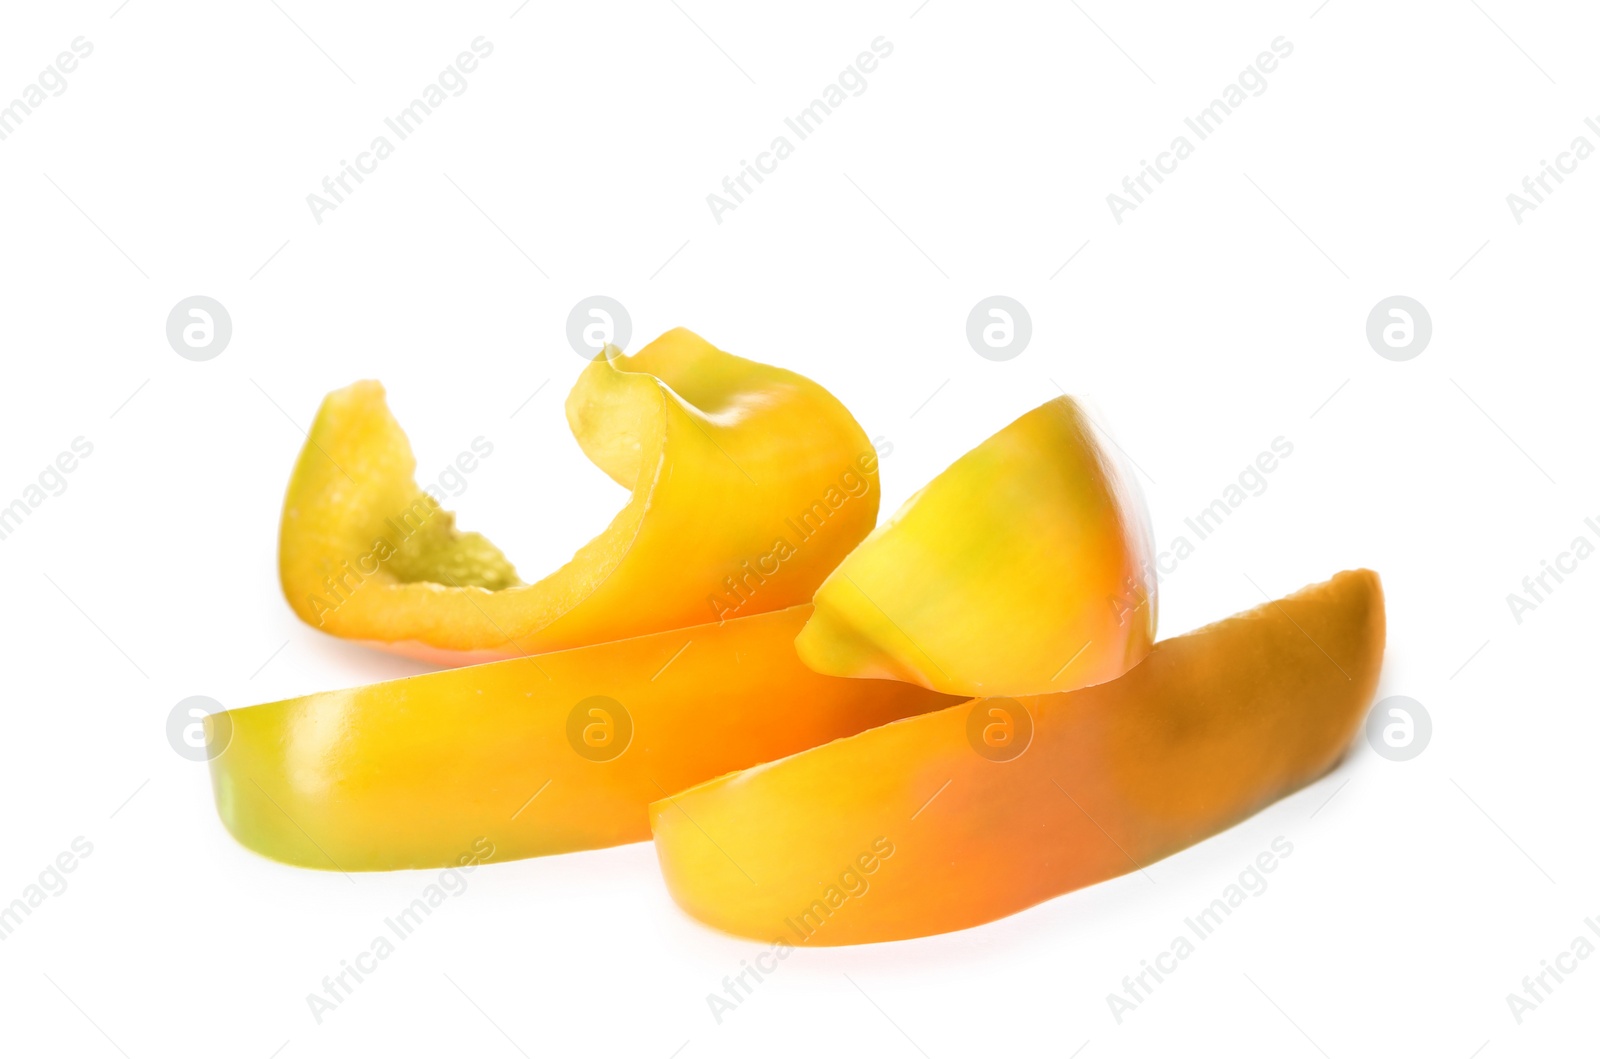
[796,396,1157,698]
[652,570,1384,945]
[208,605,961,871]
[279,328,881,665]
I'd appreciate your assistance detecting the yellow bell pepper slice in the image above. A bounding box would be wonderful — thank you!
[796,396,1157,697]
[651,570,1384,945]
[208,604,960,870]
[279,328,881,664]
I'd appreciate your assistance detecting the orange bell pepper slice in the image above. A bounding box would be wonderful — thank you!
[278,328,881,665]
[796,396,1157,698]
[208,605,959,870]
[651,570,1384,944]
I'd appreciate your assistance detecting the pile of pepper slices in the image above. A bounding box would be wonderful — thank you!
[209,328,1385,946]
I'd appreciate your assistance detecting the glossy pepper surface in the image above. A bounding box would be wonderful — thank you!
[278,328,882,665]
[652,570,1384,945]
[209,604,961,871]
[796,396,1157,697]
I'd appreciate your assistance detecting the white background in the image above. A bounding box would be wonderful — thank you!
[0,1,1594,1056]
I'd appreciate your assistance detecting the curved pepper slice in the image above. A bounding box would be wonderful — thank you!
[279,328,881,664]
[796,396,1157,697]
[652,570,1384,945]
[208,604,960,870]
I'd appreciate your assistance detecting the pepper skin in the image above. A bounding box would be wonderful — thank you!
[208,605,960,871]
[796,396,1157,697]
[651,570,1384,945]
[279,328,881,665]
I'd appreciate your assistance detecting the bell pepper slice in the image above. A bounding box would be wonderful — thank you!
[651,570,1384,945]
[208,604,960,871]
[279,328,881,665]
[795,396,1157,698]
